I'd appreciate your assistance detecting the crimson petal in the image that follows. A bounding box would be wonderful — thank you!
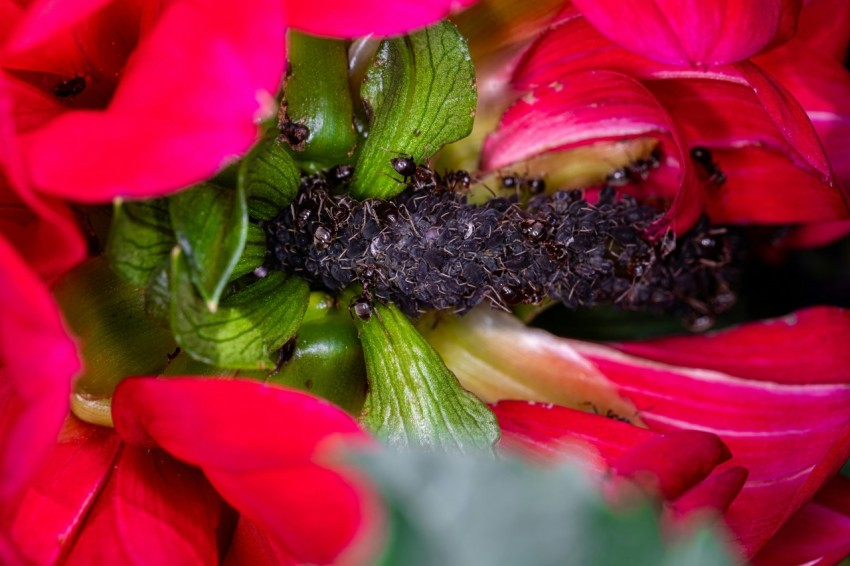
[0,237,79,501]
[569,0,801,67]
[0,418,121,564]
[287,0,475,38]
[65,446,230,564]
[17,0,285,202]
[112,377,382,565]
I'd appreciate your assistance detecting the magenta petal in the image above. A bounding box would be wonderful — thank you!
[609,431,731,501]
[3,0,116,55]
[65,446,229,564]
[481,70,701,234]
[112,377,382,565]
[613,307,850,385]
[751,501,850,566]
[0,418,121,565]
[795,0,850,63]
[570,0,801,67]
[21,0,285,202]
[224,517,298,566]
[670,467,749,518]
[287,0,473,37]
[573,337,850,556]
[0,237,79,501]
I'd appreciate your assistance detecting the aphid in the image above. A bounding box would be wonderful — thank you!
[280,120,310,149]
[525,177,546,194]
[313,225,332,249]
[444,170,472,191]
[690,146,726,185]
[327,164,354,186]
[350,296,373,321]
[270,336,298,376]
[53,76,86,99]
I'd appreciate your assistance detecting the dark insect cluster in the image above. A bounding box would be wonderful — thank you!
[265,164,739,326]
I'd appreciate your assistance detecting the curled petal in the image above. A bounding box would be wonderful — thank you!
[224,517,298,566]
[574,337,850,556]
[0,418,121,565]
[751,499,850,565]
[65,446,229,564]
[0,237,79,501]
[570,0,801,67]
[16,0,285,202]
[0,75,84,278]
[112,377,382,565]
[287,0,475,37]
[669,467,749,518]
[481,70,700,234]
[612,307,850,385]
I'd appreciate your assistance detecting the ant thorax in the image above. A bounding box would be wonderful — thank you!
[264,160,740,328]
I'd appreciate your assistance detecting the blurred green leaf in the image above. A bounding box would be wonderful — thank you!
[352,302,498,453]
[239,139,301,221]
[284,32,358,168]
[169,182,248,311]
[105,198,174,287]
[54,258,177,396]
[355,450,736,566]
[169,249,309,369]
[351,22,477,199]
[230,223,268,281]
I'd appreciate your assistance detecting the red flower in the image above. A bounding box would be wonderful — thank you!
[2,378,381,565]
[424,307,850,562]
[479,0,850,235]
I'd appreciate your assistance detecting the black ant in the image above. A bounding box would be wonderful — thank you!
[690,146,726,185]
[389,156,440,192]
[53,75,86,99]
[270,336,298,376]
[326,164,354,187]
[604,148,662,187]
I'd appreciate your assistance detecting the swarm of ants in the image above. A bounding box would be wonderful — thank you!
[263,147,738,330]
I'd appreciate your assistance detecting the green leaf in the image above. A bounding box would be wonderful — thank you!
[105,198,174,287]
[284,31,358,168]
[352,302,498,453]
[355,450,736,566]
[239,139,301,221]
[53,258,177,396]
[230,223,268,281]
[351,21,477,199]
[169,248,309,369]
[169,182,248,311]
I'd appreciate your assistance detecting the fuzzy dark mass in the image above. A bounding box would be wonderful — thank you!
[265,174,738,326]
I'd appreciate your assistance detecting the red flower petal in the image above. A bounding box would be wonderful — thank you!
[481,70,701,234]
[795,0,850,64]
[65,446,230,564]
[570,0,801,67]
[612,307,850,385]
[287,0,475,37]
[13,0,284,202]
[0,75,84,279]
[0,236,79,501]
[669,466,749,518]
[0,418,121,564]
[574,338,850,556]
[224,516,298,566]
[751,500,850,565]
[112,377,383,565]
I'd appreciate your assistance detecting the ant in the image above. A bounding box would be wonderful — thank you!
[53,75,87,99]
[326,164,354,187]
[604,148,662,187]
[389,155,440,192]
[690,146,726,185]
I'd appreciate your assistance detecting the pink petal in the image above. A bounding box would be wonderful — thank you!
[570,0,801,67]
[751,501,850,565]
[224,517,298,566]
[612,307,850,385]
[286,0,474,37]
[0,418,121,565]
[0,236,79,501]
[571,337,850,556]
[0,75,84,279]
[609,431,731,500]
[65,446,230,564]
[779,220,850,249]
[112,377,383,565]
[756,42,850,190]
[669,466,749,518]
[19,0,285,202]
[2,0,116,55]
[795,0,850,64]
[481,70,701,234]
